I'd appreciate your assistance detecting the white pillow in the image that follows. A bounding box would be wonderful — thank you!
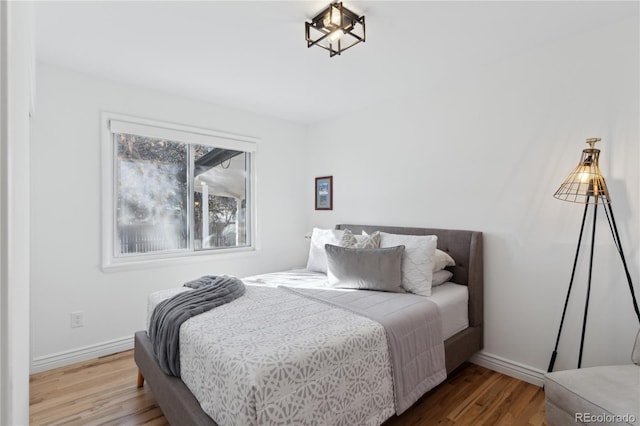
[306,228,345,273]
[432,269,453,287]
[434,249,455,272]
[380,232,437,296]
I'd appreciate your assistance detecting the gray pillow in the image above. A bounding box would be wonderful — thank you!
[325,244,405,293]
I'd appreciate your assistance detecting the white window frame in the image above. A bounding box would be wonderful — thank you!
[101,112,259,272]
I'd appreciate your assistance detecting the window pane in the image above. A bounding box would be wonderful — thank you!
[115,133,188,255]
[193,146,250,250]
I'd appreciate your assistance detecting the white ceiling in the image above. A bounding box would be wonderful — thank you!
[35,1,637,125]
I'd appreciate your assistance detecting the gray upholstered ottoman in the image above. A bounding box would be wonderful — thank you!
[544,330,640,426]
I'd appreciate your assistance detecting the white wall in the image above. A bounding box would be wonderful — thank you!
[1,2,34,424]
[30,64,309,370]
[307,17,639,377]
[29,8,639,387]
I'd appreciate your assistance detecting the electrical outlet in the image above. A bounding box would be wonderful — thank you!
[70,311,84,328]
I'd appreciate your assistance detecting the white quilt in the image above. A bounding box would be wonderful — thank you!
[149,277,395,426]
[147,270,452,425]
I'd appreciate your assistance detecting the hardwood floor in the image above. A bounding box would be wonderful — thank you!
[30,351,166,426]
[30,351,547,425]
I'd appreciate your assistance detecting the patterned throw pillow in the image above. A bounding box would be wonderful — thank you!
[341,229,381,248]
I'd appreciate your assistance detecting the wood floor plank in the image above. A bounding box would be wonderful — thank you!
[30,351,547,425]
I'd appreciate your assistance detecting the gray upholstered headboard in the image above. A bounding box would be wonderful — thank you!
[335,224,484,330]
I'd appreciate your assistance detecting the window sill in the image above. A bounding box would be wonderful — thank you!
[101,246,259,273]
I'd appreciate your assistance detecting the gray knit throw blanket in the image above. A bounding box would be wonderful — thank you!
[149,275,245,377]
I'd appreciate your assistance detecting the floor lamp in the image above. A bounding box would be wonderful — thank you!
[547,138,640,373]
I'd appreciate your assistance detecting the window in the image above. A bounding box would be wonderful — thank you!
[102,115,257,269]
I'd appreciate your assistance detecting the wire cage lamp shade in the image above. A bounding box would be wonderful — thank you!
[305,2,365,57]
[553,138,610,205]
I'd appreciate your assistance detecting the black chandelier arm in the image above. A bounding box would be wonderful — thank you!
[547,198,591,373]
[578,202,598,368]
[603,202,640,323]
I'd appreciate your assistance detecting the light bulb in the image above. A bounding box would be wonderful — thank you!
[577,171,590,184]
[329,30,343,42]
[330,8,341,26]
[322,7,341,28]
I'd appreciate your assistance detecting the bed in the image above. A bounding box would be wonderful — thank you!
[134,224,483,425]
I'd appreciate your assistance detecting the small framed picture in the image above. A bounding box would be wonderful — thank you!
[315,176,333,210]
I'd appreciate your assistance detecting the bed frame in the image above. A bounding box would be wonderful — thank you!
[134,224,483,425]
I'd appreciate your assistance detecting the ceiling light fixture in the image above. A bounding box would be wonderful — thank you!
[305,2,365,57]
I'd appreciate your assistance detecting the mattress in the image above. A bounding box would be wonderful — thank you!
[429,282,469,340]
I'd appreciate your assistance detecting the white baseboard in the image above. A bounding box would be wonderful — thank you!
[31,335,134,374]
[471,351,545,387]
